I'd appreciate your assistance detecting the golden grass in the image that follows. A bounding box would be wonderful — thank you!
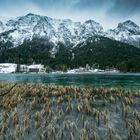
[0,82,140,140]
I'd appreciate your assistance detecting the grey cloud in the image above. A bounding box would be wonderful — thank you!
[0,0,139,29]
[107,0,140,17]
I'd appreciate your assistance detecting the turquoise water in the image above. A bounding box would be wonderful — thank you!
[0,73,140,89]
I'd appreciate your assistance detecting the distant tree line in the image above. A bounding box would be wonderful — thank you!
[0,37,140,72]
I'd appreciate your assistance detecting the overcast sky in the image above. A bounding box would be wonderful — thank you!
[0,0,139,29]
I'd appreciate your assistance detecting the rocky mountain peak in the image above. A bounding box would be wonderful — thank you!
[105,20,140,47]
[118,20,138,28]
[0,21,4,33]
[0,21,3,26]
[0,13,139,48]
[117,20,140,35]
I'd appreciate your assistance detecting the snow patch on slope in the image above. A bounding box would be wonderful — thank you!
[0,14,140,48]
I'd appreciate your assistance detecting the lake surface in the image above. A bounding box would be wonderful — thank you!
[0,73,140,89]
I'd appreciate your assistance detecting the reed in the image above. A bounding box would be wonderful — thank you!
[0,82,139,140]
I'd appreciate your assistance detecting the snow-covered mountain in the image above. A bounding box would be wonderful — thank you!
[0,21,4,33]
[105,20,140,47]
[0,13,140,48]
[0,13,103,47]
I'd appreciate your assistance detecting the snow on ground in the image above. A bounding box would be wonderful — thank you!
[0,63,17,73]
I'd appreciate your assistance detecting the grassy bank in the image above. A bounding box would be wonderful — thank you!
[0,82,140,140]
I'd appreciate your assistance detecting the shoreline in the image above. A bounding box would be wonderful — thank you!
[0,71,140,75]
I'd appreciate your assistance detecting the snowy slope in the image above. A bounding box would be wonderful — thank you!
[0,13,103,47]
[0,14,140,48]
[105,20,140,47]
[0,21,4,33]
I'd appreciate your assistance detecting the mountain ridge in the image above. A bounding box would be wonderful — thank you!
[0,13,140,48]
